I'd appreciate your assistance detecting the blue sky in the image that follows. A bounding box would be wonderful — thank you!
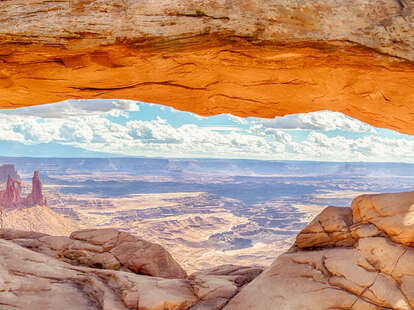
[0,99,413,162]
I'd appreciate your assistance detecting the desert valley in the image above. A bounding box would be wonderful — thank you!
[2,158,414,273]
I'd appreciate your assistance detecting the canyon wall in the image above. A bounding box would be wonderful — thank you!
[0,0,413,133]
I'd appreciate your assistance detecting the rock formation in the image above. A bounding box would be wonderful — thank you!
[0,228,263,310]
[0,170,46,208]
[0,164,20,183]
[0,1,413,134]
[0,175,23,208]
[0,228,188,279]
[224,191,414,310]
[25,171,47,207]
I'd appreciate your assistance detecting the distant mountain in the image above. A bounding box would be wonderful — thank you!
[2,156,414,180]
[0,141,122,158]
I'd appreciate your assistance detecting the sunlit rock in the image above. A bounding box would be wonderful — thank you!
[225,191,414,310]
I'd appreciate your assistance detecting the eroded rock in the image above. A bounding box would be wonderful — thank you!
[0,171,47,208]
[225,191,414,310]
[189,264,264,310]
[295,206,355,249]
[0,239,197,310]
[2,228,187,279]
[0,230,263,310]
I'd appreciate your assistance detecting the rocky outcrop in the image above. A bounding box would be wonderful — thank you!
[189,265,264,310]
[0,164,20,183]
[0,1,413,134]
[0,238,198,310]
[295,206,355,249]
[1,228,187,279]
[224,190,414,310]
[0,228,262,310]
[0,171,46,208]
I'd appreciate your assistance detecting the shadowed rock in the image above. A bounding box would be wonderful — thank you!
[2,227,188,279]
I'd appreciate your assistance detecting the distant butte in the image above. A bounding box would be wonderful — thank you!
[0,170,47,208]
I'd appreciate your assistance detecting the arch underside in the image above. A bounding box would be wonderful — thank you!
[0,0,413,134]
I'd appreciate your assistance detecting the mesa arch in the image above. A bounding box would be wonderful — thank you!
[0,0,413,133]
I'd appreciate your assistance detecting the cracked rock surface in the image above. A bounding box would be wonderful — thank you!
[224,190,414,310]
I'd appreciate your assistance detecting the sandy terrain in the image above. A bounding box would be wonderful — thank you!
[1,205,78,236]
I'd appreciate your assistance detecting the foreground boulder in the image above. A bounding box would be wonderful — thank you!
[0,238,197,310]
[225,191,414,310]
[0,230,262,310]
[0,228,187,279]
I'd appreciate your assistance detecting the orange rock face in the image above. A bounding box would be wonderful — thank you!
[0,0,413,133]
[1,40,413,134]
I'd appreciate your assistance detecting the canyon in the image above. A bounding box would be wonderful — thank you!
[2,190,414,309]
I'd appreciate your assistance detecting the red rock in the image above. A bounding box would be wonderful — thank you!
[0,170,46,209]
[0,175,23,207]
[25,171,47,207]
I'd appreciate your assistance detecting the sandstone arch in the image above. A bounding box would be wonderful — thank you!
[0,0,413,133]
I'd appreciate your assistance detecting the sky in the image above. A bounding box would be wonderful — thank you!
[0,99,413,162]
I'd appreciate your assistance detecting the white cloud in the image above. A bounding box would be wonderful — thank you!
[1,102,414,162]
[257,111,376,133]
[1,99,139,119]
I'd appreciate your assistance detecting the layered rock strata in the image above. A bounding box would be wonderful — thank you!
[0,1,413,134]
[0,228,263,310]
[225,191,414,310]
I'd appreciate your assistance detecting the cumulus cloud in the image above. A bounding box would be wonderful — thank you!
[1,99,139,119]
[257,111,375,133]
